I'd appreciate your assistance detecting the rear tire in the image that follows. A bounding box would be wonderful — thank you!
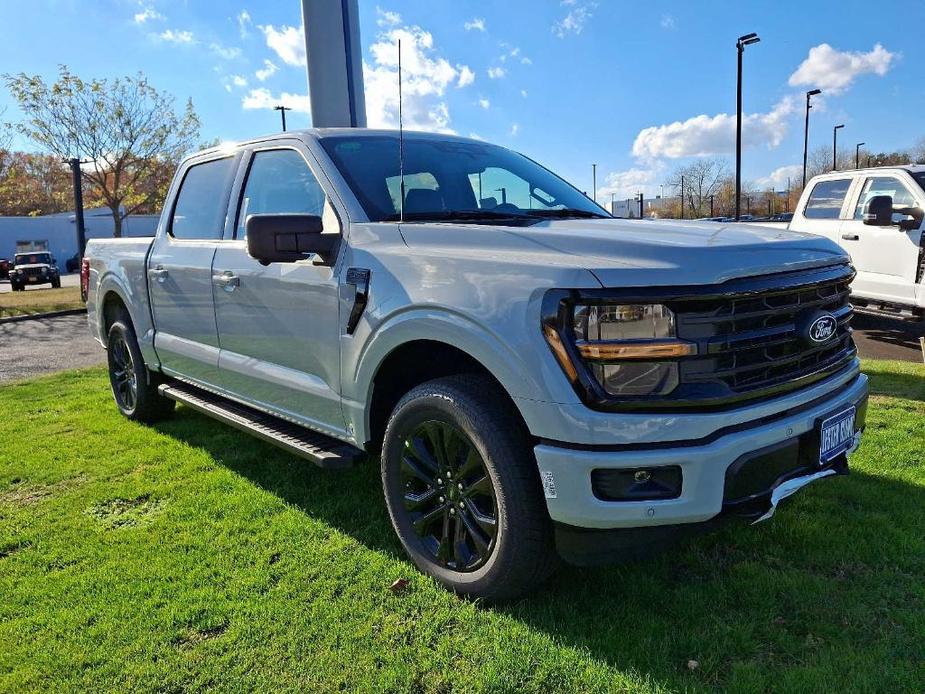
[381,374,556,601]
[106,310,175,423]
[51,278,61,288]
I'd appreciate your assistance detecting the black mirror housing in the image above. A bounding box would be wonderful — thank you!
[862,195,893,226]
[245,214,337,265]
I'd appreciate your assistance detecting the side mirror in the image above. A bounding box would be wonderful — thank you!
[245,214,337,265]
[862,195,893,226]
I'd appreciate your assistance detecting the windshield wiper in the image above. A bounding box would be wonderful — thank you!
[384,209,533,223]
[524,209,611,220]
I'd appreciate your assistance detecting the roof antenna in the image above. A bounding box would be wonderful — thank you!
[398,38,405,223]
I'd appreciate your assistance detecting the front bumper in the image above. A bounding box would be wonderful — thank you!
[534,372,868,532]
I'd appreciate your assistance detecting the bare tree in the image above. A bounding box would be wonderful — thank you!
[666,158,731,218]
[4,66,200,236]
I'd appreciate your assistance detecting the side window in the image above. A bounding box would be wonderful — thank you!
[237,149,327,238]
[853,176,918,220]
[803,179,851,220]
[170,157,236,239]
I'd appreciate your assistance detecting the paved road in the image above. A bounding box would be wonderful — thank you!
[0,314,105,383]
[0,272,79,293]
[0,310,920,386]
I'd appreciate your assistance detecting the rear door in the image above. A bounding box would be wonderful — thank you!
[839,174,922,305]
[148,154,239,387]
[794,177,853,247]
[211,144,347,437]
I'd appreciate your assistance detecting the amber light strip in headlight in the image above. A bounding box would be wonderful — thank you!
[576,340,697,361]
[543,325,579,382]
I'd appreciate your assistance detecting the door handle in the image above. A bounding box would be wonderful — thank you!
[214,271,240,292]
[841,233,859,241]
[148,266,169,282]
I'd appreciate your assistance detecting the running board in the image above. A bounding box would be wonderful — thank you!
[158,381,363,469]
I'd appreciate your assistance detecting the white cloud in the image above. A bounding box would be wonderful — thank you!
[753,164,802,191]
[632,97,795,159]
[210,43,241,60]
[237,10,251,38]
[377,8,401,26]
[364,20,471,133]
[660,14,676,30]
[464,17,486,32]
[478,97,490,109]
[255,59,278,82]
[520,56,532,65]
[456,65,475,87]
[510,123,519,136]
[157,29,195,44]
[260,23,305,66]
[597,166,664,201]
[469,132,485,141]
[520,89,528,98]
[788,43,896,94]
[487,66,505,79]
[134,7,163,24]
[242,88,310,114]
[553,1,596,37]
[231,75,248,88]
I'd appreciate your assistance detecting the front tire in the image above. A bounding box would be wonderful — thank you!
[107,311,175,423]
[381,375,556,601]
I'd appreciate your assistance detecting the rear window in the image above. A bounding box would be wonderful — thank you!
[803,179,851,219]
[170,157,236,239]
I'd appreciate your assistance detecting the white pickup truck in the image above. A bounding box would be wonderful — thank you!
[789,166,925,321]
[84,129,868,599]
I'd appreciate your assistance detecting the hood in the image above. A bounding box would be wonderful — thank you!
[398,217,848,288]
[15,263,53,271]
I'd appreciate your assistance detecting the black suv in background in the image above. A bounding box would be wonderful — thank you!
[9,252,61,291]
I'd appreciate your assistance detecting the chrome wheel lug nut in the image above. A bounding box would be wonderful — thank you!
[449,508,456,515]
[439,496,445,503]
[436,478,443,485]
[458,502,464,508]
[457,483,463,490]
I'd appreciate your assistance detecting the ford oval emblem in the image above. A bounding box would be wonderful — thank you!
[807,313,837,344]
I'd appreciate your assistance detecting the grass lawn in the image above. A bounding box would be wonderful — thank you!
[0,286,84,318]
[1,361,923,692]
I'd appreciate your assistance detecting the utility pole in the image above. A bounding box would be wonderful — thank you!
[802,89,822,188]
[592,163,597,203]
[856,142,865,169]
[65,158,87,257]
[636,192,644,218]
[679,175,685,219]
[832,124,844,171]
[610,191,615,215]
[735,32,760,222]
[274,104,292,131]
[709,194,715,217]
[786,176,791,212]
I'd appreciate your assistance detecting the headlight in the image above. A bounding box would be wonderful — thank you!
[544,302,695,399]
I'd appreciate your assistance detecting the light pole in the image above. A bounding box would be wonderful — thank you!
[802,88,822,188]
[832,124,844,171]
[735,32,760,221]
[855,142,865,169]
[592,163,597,203]
[274,104,292,131]
[65,158,88,257]
[679,175,685,219]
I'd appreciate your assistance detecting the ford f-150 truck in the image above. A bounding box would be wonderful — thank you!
[84,129,868,599]
[788,166,925,321]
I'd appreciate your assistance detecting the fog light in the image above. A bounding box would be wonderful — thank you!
[591,466,682,502]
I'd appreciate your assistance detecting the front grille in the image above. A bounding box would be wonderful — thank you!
[673,265,856,401]
[22,267,45,279]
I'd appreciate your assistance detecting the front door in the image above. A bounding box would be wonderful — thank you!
[839,175,922,305]
[148,155,239,387]
[212,146,346,437]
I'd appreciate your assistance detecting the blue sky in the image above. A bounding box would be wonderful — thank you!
[1,0,923,201]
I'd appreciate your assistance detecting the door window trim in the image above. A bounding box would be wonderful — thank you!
[166,152,241,242]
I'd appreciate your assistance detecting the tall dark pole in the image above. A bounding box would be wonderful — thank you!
[274,104,292,131]
[855,142,865,169]
[710,195,714,217]
[832,124,844,171]
[637,192,644,218]
[735,33,760,222]
[679,175,684,219]
[66,158,87,257]
[592,164,597,203]
[802,89,821,188]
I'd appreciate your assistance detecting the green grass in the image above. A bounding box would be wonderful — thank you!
[1,362,923,692]
[0,286,83,318]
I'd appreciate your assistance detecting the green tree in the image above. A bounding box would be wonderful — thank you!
[4,65,200,236]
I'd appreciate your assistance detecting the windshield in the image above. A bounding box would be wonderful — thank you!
[14,253,52,265]
[319,135,610,223]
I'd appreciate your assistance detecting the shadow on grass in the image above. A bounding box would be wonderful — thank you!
[864,362,925,402]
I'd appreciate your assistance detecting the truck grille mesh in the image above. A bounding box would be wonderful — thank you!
[673,265,856,400]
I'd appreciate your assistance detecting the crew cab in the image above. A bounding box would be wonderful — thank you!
[791,166,925,320]
[9,252,61,291]
[84,129,868,599]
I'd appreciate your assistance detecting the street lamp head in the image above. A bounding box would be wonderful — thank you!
[835,124,845,131]
[737,32,760,47]
[807,88,822,97]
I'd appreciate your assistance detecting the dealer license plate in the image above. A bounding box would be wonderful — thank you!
[818,406,856,465]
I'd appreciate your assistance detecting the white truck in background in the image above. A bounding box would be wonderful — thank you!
[789,166,925,321]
